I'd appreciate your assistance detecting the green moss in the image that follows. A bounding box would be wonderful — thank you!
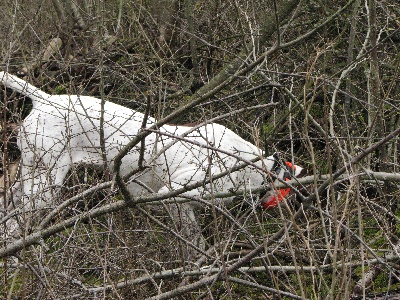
[53,84,67,94]
[263,123,275,137]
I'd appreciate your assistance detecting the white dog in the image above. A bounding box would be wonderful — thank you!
[0,71,305,252]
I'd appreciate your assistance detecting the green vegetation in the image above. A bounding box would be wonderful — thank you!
[1,0,400,298]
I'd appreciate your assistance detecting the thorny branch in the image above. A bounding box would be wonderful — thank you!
[1,0,400,298]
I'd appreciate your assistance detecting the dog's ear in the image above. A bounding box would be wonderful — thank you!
[272,152,280,162]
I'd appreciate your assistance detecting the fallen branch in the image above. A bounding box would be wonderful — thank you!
[1,169,398,258]
[20,37,62,74]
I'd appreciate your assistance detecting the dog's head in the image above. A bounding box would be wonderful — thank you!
[260,154,308,210]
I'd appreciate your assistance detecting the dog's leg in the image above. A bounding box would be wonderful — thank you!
[5,180,23,211]
[157,183,205,259]
[5,169,52,237]
[1,181,23,235]
[4,153,72,237]
[2,180,27,238]
[170,201,205,248]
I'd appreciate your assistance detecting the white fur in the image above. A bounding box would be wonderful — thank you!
[0,72,303,252]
